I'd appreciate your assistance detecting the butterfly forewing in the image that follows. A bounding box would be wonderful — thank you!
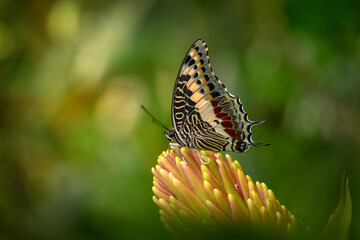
[171,40,209,130]
[171,39,261,152]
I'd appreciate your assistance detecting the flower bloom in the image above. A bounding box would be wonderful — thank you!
[152,147,296,237]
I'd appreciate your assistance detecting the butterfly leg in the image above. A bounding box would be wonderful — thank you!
[165,143,188,165]
[164,144,172,158]
[188,148,210,165]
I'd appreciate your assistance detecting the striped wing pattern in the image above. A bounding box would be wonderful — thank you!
[171,39,261,152]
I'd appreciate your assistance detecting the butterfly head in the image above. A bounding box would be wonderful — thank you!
[164,128,176,142]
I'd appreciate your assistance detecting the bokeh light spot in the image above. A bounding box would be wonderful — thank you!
[47,1,79,41]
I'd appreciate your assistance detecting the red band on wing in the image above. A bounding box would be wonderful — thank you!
[210,100,219,107]
[214,107,222,114]
[216,113,228,119]
[221,116,231,121]
[225,129,236,139]
[221,121,233,128]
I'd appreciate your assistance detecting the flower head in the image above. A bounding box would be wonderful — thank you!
[152,147,296,238]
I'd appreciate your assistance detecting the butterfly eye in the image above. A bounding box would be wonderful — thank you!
[165,131,172,141]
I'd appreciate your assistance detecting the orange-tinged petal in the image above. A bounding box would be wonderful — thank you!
[213,188,231,216]
[153,179,172,196]
[201,165,223,190]
[206,200,232,225]
[265,198,277,223]
[208,159,224,186]
[152,147,296,237]
[180,161,207,201]
[169,196,199,221]
[261,182,269,200]
[171,177,211,219]
[236,168,249,200]
[217,160,236,194]
[248,179,257,195]
[247,198,261,227]
[181,148,202,173]
[152,186,170,202]
[158,155,185,182]
[251,190,265,210]
[203,180,216,203]
[218,160,248,214]
[228,193,248,224]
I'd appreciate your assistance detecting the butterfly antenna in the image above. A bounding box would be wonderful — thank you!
[141,105,169,130]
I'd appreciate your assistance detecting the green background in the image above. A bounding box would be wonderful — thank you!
[0,0,359,239]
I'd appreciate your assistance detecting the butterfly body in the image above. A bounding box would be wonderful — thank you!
[166,39,264,155]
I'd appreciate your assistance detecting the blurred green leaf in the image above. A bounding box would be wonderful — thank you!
[319,173,352,240]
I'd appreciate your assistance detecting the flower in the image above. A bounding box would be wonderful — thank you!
[152,147,296,238]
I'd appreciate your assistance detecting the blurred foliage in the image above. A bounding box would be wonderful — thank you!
[320,174,352,240]
[0,0,359,239]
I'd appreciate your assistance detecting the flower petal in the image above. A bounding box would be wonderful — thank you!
[170,175,211,219]
[228,193,248,224]
[213,188,231,216]
[152,147,296,237]
[205,200,232,225]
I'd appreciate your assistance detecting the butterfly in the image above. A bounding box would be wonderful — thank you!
[162,39,266,164]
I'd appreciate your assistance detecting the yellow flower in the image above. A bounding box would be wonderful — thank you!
[152,147,296,238]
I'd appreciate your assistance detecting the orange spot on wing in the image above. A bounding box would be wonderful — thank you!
[189,81,200,92]
[190,91,204,103]
[202,85,210,93]
[188,69,195,76]
[186,78,194,87]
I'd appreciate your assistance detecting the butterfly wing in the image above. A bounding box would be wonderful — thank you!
[186,90,263,152]
[171,39,206,131]
[172,39,262,152]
